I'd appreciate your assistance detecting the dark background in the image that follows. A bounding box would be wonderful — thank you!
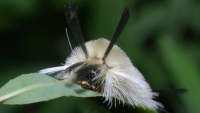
[0,0,200,113]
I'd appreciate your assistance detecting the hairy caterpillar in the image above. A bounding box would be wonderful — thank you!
[39,2,163,111]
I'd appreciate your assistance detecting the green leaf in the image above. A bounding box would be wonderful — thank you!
[0,73,102,105]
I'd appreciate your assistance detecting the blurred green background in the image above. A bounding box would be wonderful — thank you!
[0,0,200,113]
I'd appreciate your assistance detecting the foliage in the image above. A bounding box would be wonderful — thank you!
[0,73,101,104]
